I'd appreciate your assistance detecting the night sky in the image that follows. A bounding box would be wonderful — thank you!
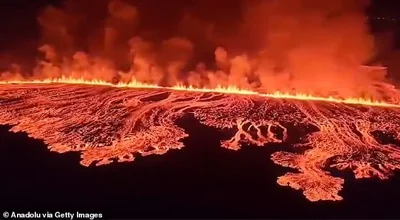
[0,0,398,51]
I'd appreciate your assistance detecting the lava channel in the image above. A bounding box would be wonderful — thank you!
[1,82,400,202]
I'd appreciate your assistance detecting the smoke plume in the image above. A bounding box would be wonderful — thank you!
[1,0,396,99]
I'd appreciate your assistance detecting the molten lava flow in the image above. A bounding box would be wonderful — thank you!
[0,76,398,108]
[1,81,400,202]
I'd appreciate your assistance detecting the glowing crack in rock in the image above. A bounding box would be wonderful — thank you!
[1,81,400,202]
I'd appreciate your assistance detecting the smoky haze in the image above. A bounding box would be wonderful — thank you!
[1,0,398,100]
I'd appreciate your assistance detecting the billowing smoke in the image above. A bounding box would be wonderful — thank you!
[1,0,395,99]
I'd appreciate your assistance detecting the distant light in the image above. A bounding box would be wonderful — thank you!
[372,16,397,22]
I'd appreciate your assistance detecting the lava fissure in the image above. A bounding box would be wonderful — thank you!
[1,77,399,108]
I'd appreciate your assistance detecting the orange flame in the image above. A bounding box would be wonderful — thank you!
[0,76,399,108]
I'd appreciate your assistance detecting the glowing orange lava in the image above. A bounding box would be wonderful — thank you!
[1,79,400,202]
[0,76,398,108]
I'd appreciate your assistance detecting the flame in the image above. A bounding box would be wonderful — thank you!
[0,75,399,108]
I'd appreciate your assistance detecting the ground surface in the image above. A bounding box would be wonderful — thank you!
[1,121,400,218]
[1,83,400,217]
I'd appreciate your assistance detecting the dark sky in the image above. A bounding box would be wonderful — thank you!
[0,0,396,40]
[370,0,400,16]
[0,0,396,48]
[0,0,398,70]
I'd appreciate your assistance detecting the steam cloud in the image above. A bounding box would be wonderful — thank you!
[1,0,397,99]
